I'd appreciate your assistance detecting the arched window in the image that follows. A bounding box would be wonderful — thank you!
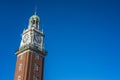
[19,63,22,71]
[34,63,39,71]
[18,75,21,80]
[32,20,35,24]
[33,75,38,80]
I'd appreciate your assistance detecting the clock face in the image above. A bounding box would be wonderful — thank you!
[23,34,30,43]
[34,33,41,44]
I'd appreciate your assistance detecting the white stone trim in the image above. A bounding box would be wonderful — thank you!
[17,49,44,57]
[17,50,30,57]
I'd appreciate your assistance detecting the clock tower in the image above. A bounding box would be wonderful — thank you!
[14,12,47,80]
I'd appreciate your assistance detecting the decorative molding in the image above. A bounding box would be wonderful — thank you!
[16,44,47,57]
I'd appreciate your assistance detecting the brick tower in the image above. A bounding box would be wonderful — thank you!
[14,12,47,80]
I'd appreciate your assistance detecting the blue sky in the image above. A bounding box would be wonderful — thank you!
[0,0,120,80]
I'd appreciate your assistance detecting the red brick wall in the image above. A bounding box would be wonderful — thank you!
[14,51,44,80]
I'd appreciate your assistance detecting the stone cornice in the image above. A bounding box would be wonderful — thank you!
[16,45,47,56]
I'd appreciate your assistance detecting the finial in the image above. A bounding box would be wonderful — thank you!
[34,6,37,15]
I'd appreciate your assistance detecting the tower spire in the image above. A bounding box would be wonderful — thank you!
[34,6,37,15]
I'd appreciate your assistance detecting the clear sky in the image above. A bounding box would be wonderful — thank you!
[0,0,120,80]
